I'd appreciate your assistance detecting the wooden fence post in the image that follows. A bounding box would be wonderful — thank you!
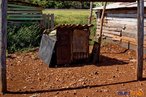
[51,14,54,30]
[137,0,144,80]
[0,0,7,94]
[47,14,51,30]
[88,2,93,24]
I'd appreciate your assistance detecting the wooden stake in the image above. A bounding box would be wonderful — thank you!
[51,14,54,30]
[137,0,144,80]
[0,0,7,94]
[88,2,93,24]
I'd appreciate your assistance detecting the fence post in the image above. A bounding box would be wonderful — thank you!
[137,0,144,80]
[0,0,7,94]
[51,14,54,30]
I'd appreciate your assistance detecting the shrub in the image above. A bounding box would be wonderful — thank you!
[7,22,44,53]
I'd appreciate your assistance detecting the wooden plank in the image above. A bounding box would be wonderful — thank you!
[97,30,121,36]
[7,17,43,21]
[105,17,146,24]
[102,32,146,45]
[102,33,120,39]
[106,9,138,14]
[8,14,42,17]
[0,0,7,94]
[97,26,122,32]
[8,4,41,9]
[8,8,42,11]
[106,18,138,25]
[97,23,125,29]
[107,13,146,18]
[7,11,42,14]
[137,0,144,80]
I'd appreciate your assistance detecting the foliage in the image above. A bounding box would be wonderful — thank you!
[28,0,95,9]
[7,23,43,53]
[28,0,111,9]
[45,1,92,9]
[30,0,48,6]
[94,2,112,7]
[10,0,109,8]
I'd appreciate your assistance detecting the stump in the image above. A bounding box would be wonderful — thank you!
[91,41,100,64]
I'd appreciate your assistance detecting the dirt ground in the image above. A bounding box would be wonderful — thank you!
[1,43,146,97]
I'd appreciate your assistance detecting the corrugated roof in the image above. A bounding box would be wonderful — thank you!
[55,24,94,29]
[93,1,146,10]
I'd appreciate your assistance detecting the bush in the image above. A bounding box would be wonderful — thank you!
[7,23,44,53]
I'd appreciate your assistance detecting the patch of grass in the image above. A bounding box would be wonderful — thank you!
[43,9,97,45]
[43,9,90,25]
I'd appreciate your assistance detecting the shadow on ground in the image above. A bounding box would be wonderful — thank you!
[51,55,128,68]
[6,78,146,94]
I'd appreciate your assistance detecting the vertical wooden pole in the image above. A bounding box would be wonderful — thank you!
[47,14,50,29]
[96,2,107,63]
[88,2,93,24]
[0,0,7,94]
[42,14,46,29]
[51,14,54,30]
[137,0,144,80]
[99,2,107,44]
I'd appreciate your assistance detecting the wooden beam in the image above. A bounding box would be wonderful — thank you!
[137,0,144,80]
[0,0,7,94]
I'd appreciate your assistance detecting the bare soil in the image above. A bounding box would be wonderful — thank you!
[1,43,146,97]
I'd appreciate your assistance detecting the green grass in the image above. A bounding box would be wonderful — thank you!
[43,9,96,45]
[43,9,91,25]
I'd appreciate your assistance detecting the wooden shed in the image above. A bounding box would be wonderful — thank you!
[94,2,146,50]
[54,24,93,65]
